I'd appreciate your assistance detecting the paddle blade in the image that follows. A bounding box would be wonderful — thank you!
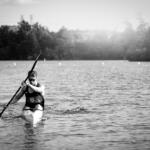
[30,52,41,72]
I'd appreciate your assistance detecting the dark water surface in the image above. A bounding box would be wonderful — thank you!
[0,61,150,150]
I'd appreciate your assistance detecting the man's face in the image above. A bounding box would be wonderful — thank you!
[29,76,37,85]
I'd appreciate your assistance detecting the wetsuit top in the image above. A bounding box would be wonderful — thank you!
[24,83,45,110]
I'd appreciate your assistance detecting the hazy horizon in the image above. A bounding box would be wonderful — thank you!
[0,0,150,32]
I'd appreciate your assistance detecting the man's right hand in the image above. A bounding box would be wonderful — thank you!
[21,81,27,89]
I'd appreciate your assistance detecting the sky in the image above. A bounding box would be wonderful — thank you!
[0,0,150,32]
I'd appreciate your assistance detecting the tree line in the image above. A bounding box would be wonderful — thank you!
[0,19,150,61]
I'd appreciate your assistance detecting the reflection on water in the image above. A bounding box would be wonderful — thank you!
[22,123,45,150]
[0,61,150,150]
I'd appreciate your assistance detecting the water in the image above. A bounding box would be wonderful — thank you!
[0,61,150,150]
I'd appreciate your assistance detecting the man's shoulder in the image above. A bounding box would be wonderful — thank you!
[37,83,44,88]
[37,83,45,95]
[37,83,41,87]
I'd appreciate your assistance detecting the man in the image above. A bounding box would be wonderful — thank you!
[12,70,45,124]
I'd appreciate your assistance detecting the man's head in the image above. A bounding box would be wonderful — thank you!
[28,70,37,85]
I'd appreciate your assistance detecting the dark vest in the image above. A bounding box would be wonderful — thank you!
[24,83,45,109]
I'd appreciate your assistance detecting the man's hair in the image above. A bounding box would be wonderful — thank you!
[28,70,37,77]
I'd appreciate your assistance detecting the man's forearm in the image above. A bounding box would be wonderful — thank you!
[27,84,44,93]
[10,96,19,104]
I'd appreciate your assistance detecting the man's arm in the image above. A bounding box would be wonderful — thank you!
[11,84,26,104]
[27,83,45,96]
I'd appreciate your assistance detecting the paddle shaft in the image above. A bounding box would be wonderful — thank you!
[0,53,41,117]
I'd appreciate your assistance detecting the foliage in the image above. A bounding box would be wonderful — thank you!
[0,19,150,61]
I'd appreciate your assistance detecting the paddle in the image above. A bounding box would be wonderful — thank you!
[0,52,41,117]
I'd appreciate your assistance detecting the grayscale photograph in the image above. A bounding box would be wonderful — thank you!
[0,0,150,150]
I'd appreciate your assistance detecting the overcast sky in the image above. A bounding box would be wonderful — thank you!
[0,0,150,31]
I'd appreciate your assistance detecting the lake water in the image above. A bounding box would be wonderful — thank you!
[0,61,150,150]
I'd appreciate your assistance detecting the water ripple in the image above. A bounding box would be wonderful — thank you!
[0,61,150,150]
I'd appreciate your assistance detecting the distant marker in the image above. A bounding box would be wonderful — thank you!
[13,62,16,66]
[102,62,105,66]
[138,62,141,65]
[58,62,62,66]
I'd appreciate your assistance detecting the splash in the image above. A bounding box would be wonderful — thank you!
[62,107,89,114]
